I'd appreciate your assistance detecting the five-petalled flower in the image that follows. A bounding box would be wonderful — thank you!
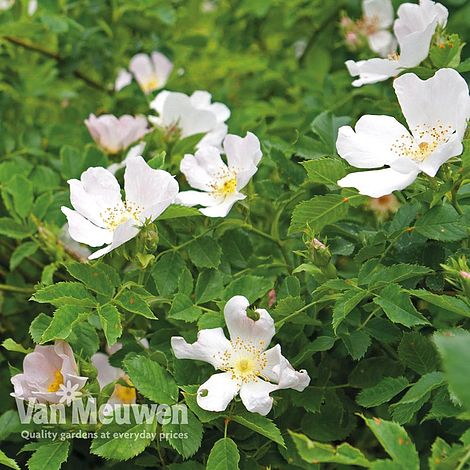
[176,132,262,217]
[85,114,149,154]
[336,68,470,198]
[149,90,230,149]
[361,0,396,57]
[127,51,173,94]
[61,155,179,259]
[171,295,310,416]
[347,0,448,87]
[11,341,87,405]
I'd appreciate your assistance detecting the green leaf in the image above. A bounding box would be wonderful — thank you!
[152,252,185,296]
[29,313,52,343]
[6,174,34,218]
[2,338,32,354]
[373,285,429,328]
[408,289,470,317]
[32,282,96,308]
[291,336,336,366]
[124,355,178,404]
[356,377,409,408]
[289,194,349,234]
[398,332,440,375]
[361,415,419,470]
[389,372,445,424]
[231,412,285,447]
[0,449,20,470]
[162,409,203,458]
[65,262,116,297]
[27,441,70,470]
[302,158,346,186]
[358,263,432,287]
[341,330,371,360]
[224,275,273,303]
[0,217,34,239]
[97,304,122,346]
[310,111,351,154]
[289,431,371,467]
[158,205,202,220]
[434,330,470,410]
[333,288,369,332]
[10,242,38,271]
[206,438,240,470]
[115,288,156,319]
[187,236,221,268]
[90,413,157,461]
[195,269,224,304]
[40,305,87,343]
[168,294,201,322]
[414,205,467,242]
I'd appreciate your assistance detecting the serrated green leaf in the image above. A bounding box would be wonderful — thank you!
[0,449,20,470]
[6,174,33,218]
[2,338,32,354]
[434,330,470,410]
[374,285,429,327]
[0,217,34,239]
[27,441,69,470]
[195,269,224,304]
[152,252,185,296]
[115,288,156,319]
[10,242,38,270]
[414,205,467,242]
[65,262,115,297]
[162,409,203,458]
[398,332,440,375]
[168,294,201,322]
[158,205,202,220]
[206,438,240,470]
[289,430,371,467]
[291,336,336,366]
[302,157,346,186]
[97,304,122,346]
[124,355,178,404]
[40,305,87,343]
[361,415,419,470]
[356,377,409,408]
[32,282,96,308]
[232,412,285,447]
[188,236,221,268]
[409,289,470,317]
[289,194,349,234]
[29,313,52,343]
[333,288,369,332]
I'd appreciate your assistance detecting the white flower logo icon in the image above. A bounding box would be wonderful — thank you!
[57,380,83,406]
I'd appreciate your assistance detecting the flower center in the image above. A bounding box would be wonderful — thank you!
[101,201,142,231]
[142,77,159,94]
[216,337,268,384]
[390,122,454,162]
[48,370,64,392]
[210,169,238,197]
[114,383,136,404]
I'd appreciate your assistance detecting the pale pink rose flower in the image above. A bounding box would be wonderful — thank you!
[11,341,87,404]
[129,52,173,94]
[84,114,148,154]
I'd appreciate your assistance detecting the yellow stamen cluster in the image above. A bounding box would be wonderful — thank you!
[141,77,159,94]
[390,122,454,162]
[114,383,137,404]
[47,370,64,392]
[216,336,267,384]
[210,169,238,197]
[101,201,143,231]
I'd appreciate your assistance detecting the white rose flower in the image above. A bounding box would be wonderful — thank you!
[85,114,148,155]
[171,295,310,416]
[11,341,87,404]
[176,132,262,217]
[61,155,179,259]
[347,0,448,87]
[149,90,230,150]
[337,68,470,198]
[362,0,396,57]
[128,52,173,94]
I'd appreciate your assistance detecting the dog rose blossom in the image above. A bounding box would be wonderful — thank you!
[347,0,447,87]
[91,352,136,405]
[337,69,470,198]
[176,132,262,217]
[128,52,173,94]
[171,295,310,416]
[61,155,179,259]
[362,0,396,57]
[85,114,148,154]
[149,90,230,149]
[11,341,87,404]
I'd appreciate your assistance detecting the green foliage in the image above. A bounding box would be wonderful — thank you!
[0,0,469,468]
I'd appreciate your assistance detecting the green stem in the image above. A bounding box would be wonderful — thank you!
[275,300,323,329]
[0,284,34,294]
[456,446,470,470]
